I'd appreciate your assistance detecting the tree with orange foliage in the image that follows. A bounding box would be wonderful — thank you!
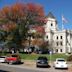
[0,3,45,52]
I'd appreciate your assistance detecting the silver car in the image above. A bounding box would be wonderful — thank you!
[0,56,7,63]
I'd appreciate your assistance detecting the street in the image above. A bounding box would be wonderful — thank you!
[0,63,69,72]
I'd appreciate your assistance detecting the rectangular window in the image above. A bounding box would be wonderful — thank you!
[61,36,62,39]
[60,49,62,52]
[56,49,58,52]
[56,42,58,46]
[60,41,63,46]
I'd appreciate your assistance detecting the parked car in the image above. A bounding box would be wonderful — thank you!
[24,48,32,53]
[6,54,21,64]
[36,56,48,67]
[54,58,68,69]
[0,56,7,63]
[35,48,49,54]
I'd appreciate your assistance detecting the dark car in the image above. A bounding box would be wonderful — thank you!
[36,56,48,67]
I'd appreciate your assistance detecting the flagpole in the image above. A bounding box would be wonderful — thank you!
[62,15,68,30]
[69,30,71,53]
[62,21,63,30]
[62,15,64,30]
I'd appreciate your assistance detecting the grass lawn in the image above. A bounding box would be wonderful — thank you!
[19,53,68,61]
[0,52,68,61]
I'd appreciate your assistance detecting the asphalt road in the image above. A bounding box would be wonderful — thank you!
[0,64,46,72]
[0,65,42,72]
[0,63,69,72]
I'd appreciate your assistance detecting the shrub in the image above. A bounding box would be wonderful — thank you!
[67,55,72,61]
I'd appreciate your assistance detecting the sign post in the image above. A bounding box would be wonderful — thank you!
[50,51,52,65]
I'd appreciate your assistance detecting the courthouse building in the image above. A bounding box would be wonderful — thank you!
[44,12,72,53]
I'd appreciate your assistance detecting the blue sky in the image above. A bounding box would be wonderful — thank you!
[0,0,72,30]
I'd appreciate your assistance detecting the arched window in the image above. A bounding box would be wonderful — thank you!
[46,35,48,39]
[60,36,63,39]
[57,36,58,39]
[51,23,53,26]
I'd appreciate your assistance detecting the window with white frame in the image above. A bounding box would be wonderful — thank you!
[60,41,63,46]
[51,23,53,26]
[56,49,58,52]
[57,36,58,39]
[56,42,58,46]
[46,35,48,39]
[60,36,63,39]
[60,49,62,52]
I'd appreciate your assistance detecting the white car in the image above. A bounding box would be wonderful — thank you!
[0,56,7,63]
[54,58,68,69]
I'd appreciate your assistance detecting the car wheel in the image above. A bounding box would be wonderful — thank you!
[55,67,57,69]
[36,65,39,67]
[9,61,13,65]
[65,68,68,70]
[7,62,9,64]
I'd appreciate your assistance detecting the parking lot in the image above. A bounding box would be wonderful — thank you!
[0,58,72,72]
[22,60,72,72]
[0,61,72,72]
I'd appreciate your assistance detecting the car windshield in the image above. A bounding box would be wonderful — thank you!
[38,57,48,60]
[58,60,65,61]
[0,57,5,58]
[12,55,18,57]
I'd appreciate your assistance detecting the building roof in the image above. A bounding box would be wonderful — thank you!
[46,12,55,19]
